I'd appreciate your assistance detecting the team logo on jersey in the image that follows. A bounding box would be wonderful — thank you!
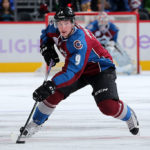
[73,40,83,49]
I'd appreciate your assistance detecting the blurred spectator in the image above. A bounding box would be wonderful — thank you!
[39,2,49,15]
[37,2,49,20]
[128,0,142,10]
[0,0,13,10]
[81,0,91,11]
[0,0,14,21]
[129,0,150,20]
[97,0,110,12]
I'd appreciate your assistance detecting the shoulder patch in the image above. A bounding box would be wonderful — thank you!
[73,40,83,49]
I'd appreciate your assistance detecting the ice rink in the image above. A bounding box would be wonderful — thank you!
[0,72,150,150]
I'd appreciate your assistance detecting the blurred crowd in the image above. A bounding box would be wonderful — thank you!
[0,0,150,21]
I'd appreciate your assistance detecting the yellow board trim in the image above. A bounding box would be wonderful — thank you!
[140,61,150,70]
[0,62,42,72]
[0,61,150,72]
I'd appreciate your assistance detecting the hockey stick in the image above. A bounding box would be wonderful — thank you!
[16,60,53,144]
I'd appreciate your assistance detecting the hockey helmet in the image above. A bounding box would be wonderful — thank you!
[54,7,75,23]
[98,12,109,26]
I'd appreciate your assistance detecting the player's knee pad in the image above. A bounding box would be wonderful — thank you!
[97,99,120,116]
[44,90,64,106]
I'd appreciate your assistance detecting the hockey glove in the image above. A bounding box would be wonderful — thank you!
[40,43,60,66]
[33,81,55,102]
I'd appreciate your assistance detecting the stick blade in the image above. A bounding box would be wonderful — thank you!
[16,140,25,144]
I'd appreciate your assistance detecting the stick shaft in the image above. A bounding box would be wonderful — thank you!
[16,60,53,143]
[45,59,53,81]
[16,101,38,142]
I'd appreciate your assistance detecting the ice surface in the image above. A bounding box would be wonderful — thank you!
[0,72,150,150]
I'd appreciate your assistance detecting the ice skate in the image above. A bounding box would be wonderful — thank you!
[20,121,42,137]
[126,109,139,135]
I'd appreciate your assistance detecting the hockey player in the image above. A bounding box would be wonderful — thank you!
[20,7,139,137]
[86,12,134,74]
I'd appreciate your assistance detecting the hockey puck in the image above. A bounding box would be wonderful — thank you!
[16,140,25,144]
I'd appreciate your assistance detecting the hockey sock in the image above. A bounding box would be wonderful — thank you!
[98,99,120,116]
[97,99,131,121]
[113,100,131,121]
[33,102,55,125]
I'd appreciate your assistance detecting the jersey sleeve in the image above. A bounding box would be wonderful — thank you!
[86,20,98,32]
[52,33,90,88]
[109,22,119,42]
[40,23,57,45]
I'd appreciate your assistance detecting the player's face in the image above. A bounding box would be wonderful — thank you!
[57,20,74,38]
[2,0,10,9]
